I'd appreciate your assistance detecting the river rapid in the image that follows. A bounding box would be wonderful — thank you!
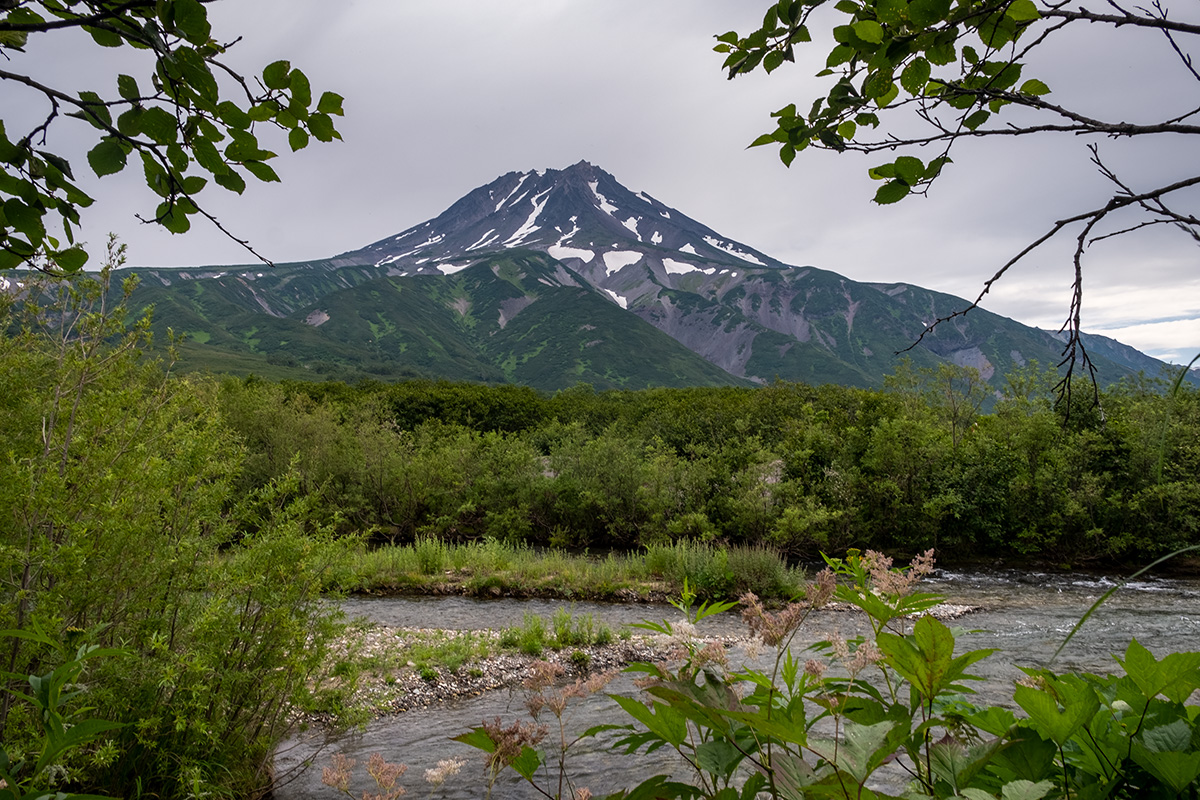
[274,569,1200,800]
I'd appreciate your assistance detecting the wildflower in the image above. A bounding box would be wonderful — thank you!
[364,753,406,800]
[740,593,808,647]
[804,659,827,680]
[806,568,836,609]
[423,758,465,787]
[480,717,548,773]
[575,788,593,800]
[322,753,356,793]
[693,640,729,670]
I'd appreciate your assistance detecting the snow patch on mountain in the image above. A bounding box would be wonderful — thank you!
[548,245,595,263]
[679,243,698,255]
[466,229,497,251]
[603,251,642,275]
[604,289,628,309]
[589,181,618,215]
[495,173,530,211]
[505,189,551,246]
[436,263,472,275]
[703,236,766,266]
[651,231,663,245]
[622,216,641,241]
[663,258,698,275]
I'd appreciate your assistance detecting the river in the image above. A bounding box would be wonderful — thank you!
[273,568,1200,799]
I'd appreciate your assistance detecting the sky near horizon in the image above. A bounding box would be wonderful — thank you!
[6,1,1199,363]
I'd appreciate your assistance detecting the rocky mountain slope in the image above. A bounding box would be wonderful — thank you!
[122,161,1182,390]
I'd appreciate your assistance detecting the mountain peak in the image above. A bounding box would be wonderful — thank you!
[333,163,784,280]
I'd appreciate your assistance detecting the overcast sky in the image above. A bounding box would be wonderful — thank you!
[8,1,1199,362]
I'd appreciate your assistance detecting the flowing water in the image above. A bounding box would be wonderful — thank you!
[275,569,1200,799]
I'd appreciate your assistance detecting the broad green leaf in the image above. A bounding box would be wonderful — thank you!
[874,179,910,204]
[992,731,1057,781]
[835,0,859,13]
[877,0,908,25]
[77,90,112,128]
[1119,638,1200,702]
[4,198,44,241]
[50,246,88,272]
[288,128,309,152]
[139,107,178,145]
[1006,0,1041,22]
[117,74,139,101]
[900,57,931,95]
[217,101,252,131]
[964,109,990,130]
[87,138,127,177]
[509,745,542,782]
[695,739,743,779]
[908,0,951,28]
[875,81,899,107]
[171,0,212,44]
[85,24,123,47]
[263,60,292,91]
[317,91,345,115]
[1020,79,1050,96]
[749,133,778,148]
[837,120,857,140]
[764,49,787,73]
[214,169,246,194]
[853,20,885,44]
[308,113,338,142]
[1131,740,1200,794]
[243,161,280,183]
[894,155,924,185]
[610,694,688,746]
[288,68,312,111]
[1013,678,1099,746]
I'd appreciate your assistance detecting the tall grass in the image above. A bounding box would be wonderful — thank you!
[331,538,803,601]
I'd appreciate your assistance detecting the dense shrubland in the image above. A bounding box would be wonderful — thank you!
[219,360,1200,567]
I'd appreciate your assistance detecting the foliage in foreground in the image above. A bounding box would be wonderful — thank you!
[0,260,351,799]
[451,551,1200,799]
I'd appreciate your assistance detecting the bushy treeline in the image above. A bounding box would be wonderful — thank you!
[220,359,1200,565]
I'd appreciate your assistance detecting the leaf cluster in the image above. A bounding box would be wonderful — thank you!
[0,1,344,272]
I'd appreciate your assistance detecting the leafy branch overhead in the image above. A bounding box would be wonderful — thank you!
[0,0,344,272]
[718,0,1200,391]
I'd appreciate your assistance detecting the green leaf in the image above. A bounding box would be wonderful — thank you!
[171,0,212,44]
[834,0,859,13]
[214,169,246,194]
[900,57,931,95]
[50,246,88,272]
[1020,78,1051,96]
[853,20,885,44]
[780,143,796,167]
[874,180,910,204]
[963,109,990,130]
[894,156,924,185]
[77,91,112,128]
[263,60,292,90]
[317,91,345,116]
[1013,676,1099,746]
[247,103,278,122]
[908,0,951,28]
[139,107,178,145]
[1006,0,1041,22]
[695,739,744,780]
[877,0,908,25]
[181,176,207,195]
[117,74,140,101]
[85,24,123,48]
[1118,638,1200,703]
[288,128,309,152]
[308,113,337,143]
[243,161,280,183]
[837,120,857,140]
[217,101,252,131]
[875,81,899,107]
[288,68,312,111]
[87,138,127,177]
[764,49,786,73]
[4,199,45,241]
[749,133,778,148]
